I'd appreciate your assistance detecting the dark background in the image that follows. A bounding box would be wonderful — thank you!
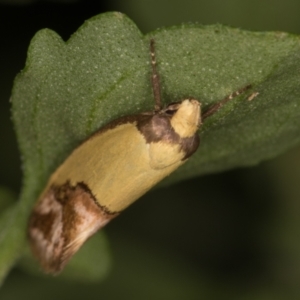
[1,1,300,299]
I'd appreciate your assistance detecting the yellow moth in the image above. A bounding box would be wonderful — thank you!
[28,39,252,274]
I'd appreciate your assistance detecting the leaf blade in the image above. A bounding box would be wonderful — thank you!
[4,12,300,283]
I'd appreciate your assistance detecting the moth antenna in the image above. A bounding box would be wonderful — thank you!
[202,84,252,120]
[150,39,162,111]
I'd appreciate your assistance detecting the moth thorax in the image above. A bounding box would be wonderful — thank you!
[170,99,201,138]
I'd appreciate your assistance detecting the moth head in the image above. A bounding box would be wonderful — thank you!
[167,99,201,138]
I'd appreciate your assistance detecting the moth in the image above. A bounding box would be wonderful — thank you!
[28,39,252,274]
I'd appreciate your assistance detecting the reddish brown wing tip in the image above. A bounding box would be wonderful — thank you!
[28,182,118,274]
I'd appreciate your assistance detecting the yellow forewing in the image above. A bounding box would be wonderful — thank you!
[43,122,185,212]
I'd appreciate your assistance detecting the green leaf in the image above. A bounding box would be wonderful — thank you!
[0,187,22,284]
[0,186,16,211]
[4,11,300,284]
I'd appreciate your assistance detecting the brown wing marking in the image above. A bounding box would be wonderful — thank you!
[28,181,118,274]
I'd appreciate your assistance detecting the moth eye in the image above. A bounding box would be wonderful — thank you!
[163,102,181,115]
[164,109,177,116]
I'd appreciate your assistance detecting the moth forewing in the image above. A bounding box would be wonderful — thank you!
[28,99,201,274]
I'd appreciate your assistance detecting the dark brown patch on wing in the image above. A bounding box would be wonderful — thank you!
[137,114,177,143]
[137,112,200,160]
[28,181,119,274]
